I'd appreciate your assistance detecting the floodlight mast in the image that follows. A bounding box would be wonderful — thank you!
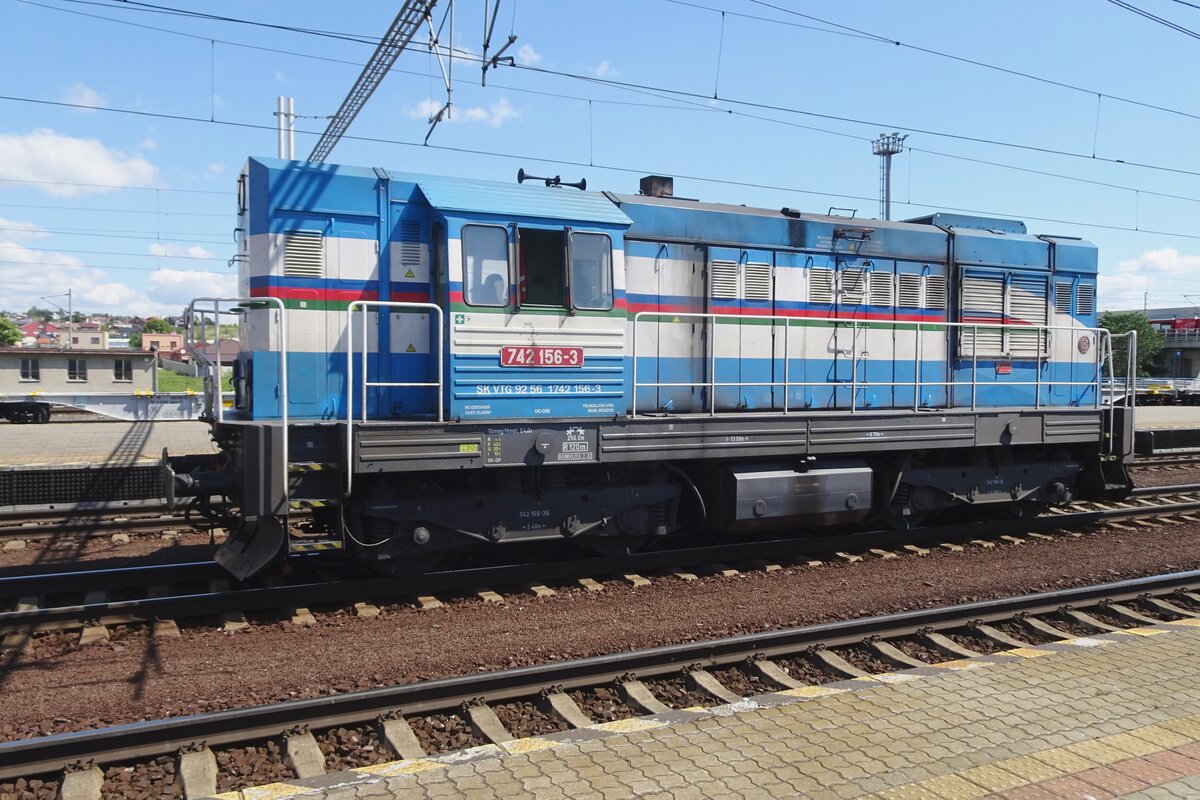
[308,0,438,163]
[871,132,907,221]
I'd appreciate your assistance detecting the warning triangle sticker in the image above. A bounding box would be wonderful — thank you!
[404,269,415,278]
[405,343,416,353]
[672,315,680,322]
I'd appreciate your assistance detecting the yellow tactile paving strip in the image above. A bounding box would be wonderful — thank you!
[211,621,1200,799]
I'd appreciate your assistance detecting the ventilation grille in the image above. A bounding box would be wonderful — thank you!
[960,276,1004,355]
[1054,282,1073,314]
[1076,284,1095,315]
[868,272,893,306]
[397,220,422,269]
[744,262,772,301]
[898,274,921,308]
[282,230,324,278]
[710,259,738,299]
[810,268,834,304]
[1010,276,1048,357]
[841,268,865,305]
[925,275,947,310]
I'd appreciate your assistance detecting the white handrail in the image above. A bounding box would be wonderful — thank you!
[186,295,288,511]
[345,301,445,497]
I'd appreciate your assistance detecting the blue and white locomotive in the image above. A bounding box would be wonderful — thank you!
[171,157,1135,579]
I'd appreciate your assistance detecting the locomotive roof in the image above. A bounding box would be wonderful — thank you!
[609,192,1029,236]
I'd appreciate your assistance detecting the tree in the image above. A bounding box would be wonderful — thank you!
[0,317,20,346]
[129,332,142,349]
[143,317,173,334]
[25,306,54,323]
[1099,311,1163,378]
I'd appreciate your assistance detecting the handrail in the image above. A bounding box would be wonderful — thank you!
[186,296,288,511]
[631,311,1122,418]
[345,301,444,497]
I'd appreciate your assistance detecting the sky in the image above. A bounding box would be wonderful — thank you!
[1,0,1198,318]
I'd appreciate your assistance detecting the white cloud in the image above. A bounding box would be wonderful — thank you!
[61,82,105,112]
[409,97,521,128]
[148,243,216,259]
[0,221,233,316]
[274,70,287,82]
[1099,247,1200,311]
[0,129,160,197]
[140,138,158,150]
[0,218,50,242]
[205,162,226,178]
[590,60,617,79]
[212,94,225,108]
[144,268,236,308]
[517,43,542,65]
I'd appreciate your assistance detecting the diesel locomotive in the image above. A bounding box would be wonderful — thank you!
[167,157,1136,579]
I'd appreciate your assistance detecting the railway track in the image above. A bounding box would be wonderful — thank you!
[3,483,1200,644]
[3,568,1198,797]
[1132,453,1200,469]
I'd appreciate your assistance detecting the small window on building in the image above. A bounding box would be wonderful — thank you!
[569,232,613,310]
[90,336,100,345]
[19,358,39,381]
[462,225,510,307]
[68,358,88,382]
[519,227,566,307]
[114,359,133,382]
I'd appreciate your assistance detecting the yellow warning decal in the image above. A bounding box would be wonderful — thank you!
[459,443,480,453]
[672,316,680,322]
[406,343,416,353]
[404,269,416,278]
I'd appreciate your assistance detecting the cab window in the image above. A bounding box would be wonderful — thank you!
[570,232,613,310]
[462,225,509,307]
[518,228,566,306]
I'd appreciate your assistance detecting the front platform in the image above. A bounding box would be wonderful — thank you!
[216,618,1200,799]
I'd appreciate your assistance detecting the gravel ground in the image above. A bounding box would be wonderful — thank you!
[0,531,216,574]
[642,676,714,709]
[2,519,1200,746]
[1128,464,1200,488]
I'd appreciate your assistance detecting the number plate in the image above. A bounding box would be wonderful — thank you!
[499,346,584,368]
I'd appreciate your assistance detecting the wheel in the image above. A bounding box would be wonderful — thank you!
[35,406,50,424]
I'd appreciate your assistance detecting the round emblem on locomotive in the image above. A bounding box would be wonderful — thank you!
[1078,335,1091,354]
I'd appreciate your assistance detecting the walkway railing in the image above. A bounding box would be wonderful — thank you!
[345,301,444,496]
[631,312,1131,418]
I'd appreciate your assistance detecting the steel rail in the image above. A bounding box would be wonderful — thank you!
[4,494,1200,632]
[0,561,221,601]
[3,568,1197,780]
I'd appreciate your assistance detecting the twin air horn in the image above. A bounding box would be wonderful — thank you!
[517,168,587,191]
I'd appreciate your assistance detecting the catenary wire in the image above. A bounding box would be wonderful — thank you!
[3,93,1199,243]
[20,0,1200,204]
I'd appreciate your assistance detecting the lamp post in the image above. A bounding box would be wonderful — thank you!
[40,290,72,349]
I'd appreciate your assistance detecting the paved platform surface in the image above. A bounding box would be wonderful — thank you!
[1,420,216,466]
[2,407,1192,469]
[1133,406,1200,428]
[218,620,1200,800]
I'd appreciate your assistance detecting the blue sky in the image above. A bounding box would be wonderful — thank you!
[1,0,1197,316]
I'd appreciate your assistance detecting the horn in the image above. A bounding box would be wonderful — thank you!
[561,178,587,191]
[516,168,529,184]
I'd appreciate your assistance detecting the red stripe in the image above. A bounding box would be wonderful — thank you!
[250,286,378,302]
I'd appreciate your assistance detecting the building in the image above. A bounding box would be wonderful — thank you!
[70,326,109,349]
[1119,306,1200,379]
[142,332,183,353]
[0,348,156,393]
